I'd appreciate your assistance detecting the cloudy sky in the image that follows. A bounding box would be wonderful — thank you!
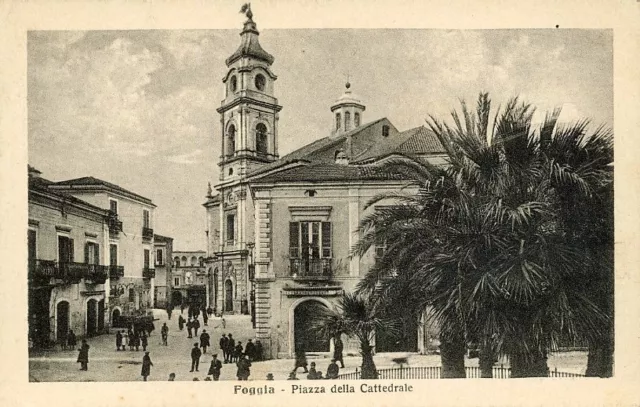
[28,27,612,250]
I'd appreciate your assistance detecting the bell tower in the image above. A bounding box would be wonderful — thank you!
[217,7,282,182]
[330,81,366,137]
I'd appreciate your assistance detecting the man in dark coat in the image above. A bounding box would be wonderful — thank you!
[190,342,202,372]
[236,355,252,381]
[200,330,211,354]
[116,330,123,351]
[292,349,308,373]
[220,334,229,363]
[67,330,77,350]
[186,318,193,338]
[255,340,264,361]
[234,341,244,363]
[178,314,185,331]
[244,339,256,361]
[202,310,208,326]
[141,332,148,351]
[133,331,141,351]
[141,351,153,381]
[193,318,201,337]
[161,323,169,346]
[208,354,223,381]
[333,336,345,368]
[77,339,90,371]
[128,328,135,351]
[326,359,340,379]
[226,334,235,364]
[166,304,173,320]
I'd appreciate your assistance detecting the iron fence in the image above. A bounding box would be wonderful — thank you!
[336,365,585,380]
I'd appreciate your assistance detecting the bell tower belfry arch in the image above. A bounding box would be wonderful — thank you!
[217,7,282,182]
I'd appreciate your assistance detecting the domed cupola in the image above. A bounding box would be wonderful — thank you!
[330,81,366,136]
[225,8,274,67]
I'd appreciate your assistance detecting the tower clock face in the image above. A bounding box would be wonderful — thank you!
[254,74,265,91]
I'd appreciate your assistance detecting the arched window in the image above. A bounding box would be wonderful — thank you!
[191,256,197,266]
[256,123,268,155]
[382,125,390,137]
[199,257,204,267]
[255,74,266,91]
[181,256,187,265]
[345,112,351,131]
[230,75,237,93]
[174,256,180,267]
[336,113,341,131]
[354,112,360,127]
[227,125,236,156]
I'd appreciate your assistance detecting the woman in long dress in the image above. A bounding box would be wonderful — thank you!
[141,352,153,381]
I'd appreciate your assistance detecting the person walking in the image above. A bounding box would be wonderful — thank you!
[220,334,229,363]
[180,302,185,315]
[233,341,243,363]
[178,314,185,331]
[236,354,252,381]
[128,328,135,351]
[190,342,202,372]
[141,332,148,352]
[206,306,213,317]
[208,354,223,381]
[221,316,226,329]
[161,323,169,346]
[141,351,153,381]
[122,330,129,350]
[77,339,90,371]
[67,329,77,351]
[326,359,340,379]
[59,329,68,351]
[116,330,123,351]
[292,349,308,373]
[333,336,345,368]
[166,304,173,320]
[200,330,211,354]
[226,334,235,364]
[193,318,201,337]
[202,310,208,326]
[186,318,193,338]
[244,339,256,361]
[255,340,263,362]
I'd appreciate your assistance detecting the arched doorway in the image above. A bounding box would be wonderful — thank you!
[97,299,105,332]
[172,291,183,307]
[112,308,121,328]
[224,280,233,312]
[87,299,98,336]
[294,300,330,353]
[56,301,70,342]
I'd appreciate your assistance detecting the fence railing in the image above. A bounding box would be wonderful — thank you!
[336,366,585,380]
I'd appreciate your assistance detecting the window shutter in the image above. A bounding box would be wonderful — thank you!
[69,239,74,262]
[289,222,299,258]
[94,244,100,265]
[84,242,90,264]
[321,222,332,258]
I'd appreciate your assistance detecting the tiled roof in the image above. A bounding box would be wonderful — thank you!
[397,126,445,154]
[226,21,274,66]
[50,176,154,205]
[29,176,110,214]
[252,162,405,183]
[154,234,174,242]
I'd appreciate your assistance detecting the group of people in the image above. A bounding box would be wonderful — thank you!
[115,327,150,352]
[291,336,346,380]
[219,334,263,364]
[59,329,77,351]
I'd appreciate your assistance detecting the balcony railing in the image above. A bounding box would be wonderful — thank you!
[108,212,123,236]
[109,265,125,279]
[289,258,332,280]
[143,267,155,278]
[29,260,108,284]
[142,227,154,240]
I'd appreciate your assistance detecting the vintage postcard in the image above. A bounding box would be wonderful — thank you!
[1,0,639,406]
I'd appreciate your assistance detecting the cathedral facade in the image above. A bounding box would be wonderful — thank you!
[204,12,447,359]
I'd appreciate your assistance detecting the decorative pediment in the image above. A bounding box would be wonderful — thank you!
[282,284,343,297]
[288,206,332,221]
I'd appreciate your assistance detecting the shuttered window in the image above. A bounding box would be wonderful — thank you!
[321,222,332,258]
[110,244,118,266]
[85,242,100,265]
[144,249,150,268]
[289,221,332,259]
[58,236,74,263]
[289,222,299,258]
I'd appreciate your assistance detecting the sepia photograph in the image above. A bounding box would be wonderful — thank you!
[2,0,639,406]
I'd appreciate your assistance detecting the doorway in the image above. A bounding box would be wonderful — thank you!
[87,299,97,336]
[97,299,105,332]
[224,280,233,312]
[56,301,70,342]
[293,300,330,353]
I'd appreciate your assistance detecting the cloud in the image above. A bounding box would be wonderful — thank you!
[167,149,203,165]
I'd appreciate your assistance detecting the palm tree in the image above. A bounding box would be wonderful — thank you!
[352,93,613,378]
[309,292,398,379]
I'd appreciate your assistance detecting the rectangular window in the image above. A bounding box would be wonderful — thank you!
[174,277,180,287]
[156,249,163,266]
[28,229,37,262]
[226,214,235,243]
[109,199,118,215]
[144,249,150,269]
[289,221,332,259]
[58,235,74,263]
[143,209,150,228]
[85,242,100,265]
[110,244,118,266]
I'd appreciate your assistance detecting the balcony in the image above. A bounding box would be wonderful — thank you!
[86,264,108,284]
[143,267,155,279]
[109,265,125,279]
[289,258,332,281]
[29,260,108,285]
[142,227,154,241]
[108,212,123,237]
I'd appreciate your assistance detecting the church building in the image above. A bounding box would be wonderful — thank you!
[204,10,447,359]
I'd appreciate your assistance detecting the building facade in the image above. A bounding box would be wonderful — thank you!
[204,11,447,359]
[153,234,173,309]
[28,167,110,346]
[170,251,208,309]
[46,176,157,328]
